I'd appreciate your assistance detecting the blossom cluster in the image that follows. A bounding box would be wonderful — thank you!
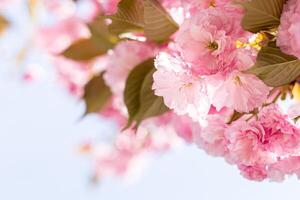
[3,0,300,182]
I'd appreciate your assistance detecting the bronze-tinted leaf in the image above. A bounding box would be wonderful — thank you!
[63,17,118,61]
[108,0,144,35]
[143,0,179,43]
[62,38,110,61]
[124,58,168,128]
[87,16,119,44]
[83,73,112,114]
[108,0,178,43]
[134,67,168,126]
[124,58,154,126]
[246,42,300,87]
[241,0,286,33]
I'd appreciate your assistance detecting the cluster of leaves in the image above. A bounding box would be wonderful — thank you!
[63,0,177,127]
[63,16,119,61]
[242,0,300,87]
[63,0,178,61]
[108,0,178,43]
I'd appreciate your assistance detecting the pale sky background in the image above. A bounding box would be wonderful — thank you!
[1,1,300,200]
[1,77,300,200]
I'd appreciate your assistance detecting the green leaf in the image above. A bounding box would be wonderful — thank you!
[246,42,300,87]
[143,0,179,43]
[83,73,112,114]
[108,0,144,35]
[241,0,286,33]
[63,17,118,61]
[124,58,168,128]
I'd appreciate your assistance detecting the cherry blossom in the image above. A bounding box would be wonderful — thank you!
[206,71,270,113]
[175,6,249,75]
[153,52,210,122]
[277,0,300,59]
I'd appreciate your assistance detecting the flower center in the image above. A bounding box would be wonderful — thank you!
[234,76,242,86]
[207,41,218,51]
[209,0,216,7]
[183,82,193,89]
[179,82,193,91]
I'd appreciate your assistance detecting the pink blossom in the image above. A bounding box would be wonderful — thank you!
[193,114,229,157]
[226,105,300,166]
[53,57,91,97]
[22,71,36,82]
[277,0,300,59]
[157,0,190,25]
[175,7,250,75]
[100,99,128,127]
[288,103,300,122]
[186,0,248,16]
[153,52,210,122]
[165,112,196,143]
[187,0,231,10]
[104,41,156,96]
[169,114,195,143]
[42,0,76,19]
[142,111,195,143]
[268,156,300,181]
[225,121,272,166]
[53,54,108,97]
[206,71,270,113]
[21,65,44,83]
[84,119,181,180]
[36,17,89,54]
[258,104,300,156]
[238,164,267,182]
[93,0,121,15]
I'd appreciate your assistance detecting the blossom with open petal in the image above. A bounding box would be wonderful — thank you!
[153,52,210,122]
[206,71,270,113]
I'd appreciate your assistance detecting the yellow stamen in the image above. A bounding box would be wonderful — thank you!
[234,76,242,86]
[236,32,267,51]
[236,40,247,49]
[293,82,300,101]
[209,0,216,7]
[179,82,193,91]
